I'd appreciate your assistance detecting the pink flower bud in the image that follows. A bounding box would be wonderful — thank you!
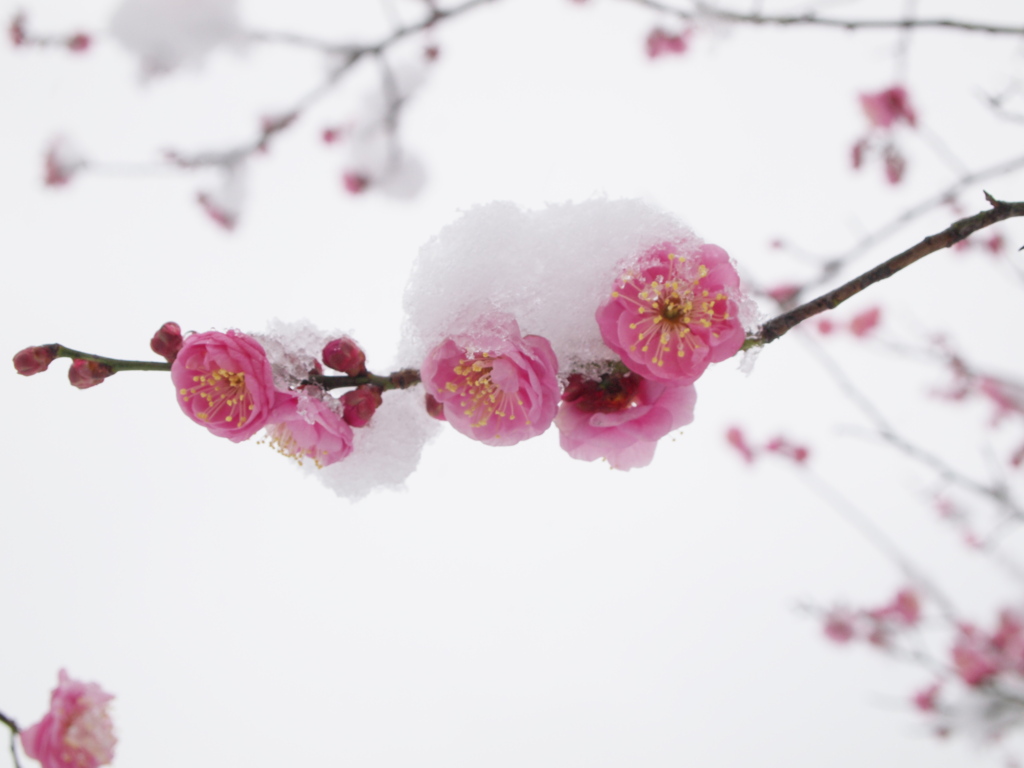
[9,12,26,45]
[322,127,343,144]
[913,683,940,712]
[13,345,58,376]
[883,144,906,184]
[725,426,755,464]
[341,385,383,428]
[67,33,90,52]
[322,337,366,375]
[342,172,369,194]
[424,393,446,421]
[849,306,881,337]
[150,321,183,362]
[68,359,113,389]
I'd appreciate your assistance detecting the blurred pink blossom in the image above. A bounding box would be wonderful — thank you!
[265,391,354,467]
[421,316,560,446]
[597,242,745,387]
[883,144,906,184]
[44,138,84,187]
[849,306,882,337]
[860,85,917,129]
[646,27,691,58]
[556,371,696,470]
[20,670,116,768]
[725,426,755,463]
[764,436,809,464]
[172,330,283,442]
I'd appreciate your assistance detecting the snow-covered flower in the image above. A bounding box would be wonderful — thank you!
[421,316,560,446]
[597,242,746,386]
[264,390,354,468]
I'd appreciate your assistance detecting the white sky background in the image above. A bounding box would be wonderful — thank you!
[3,0,1024,766]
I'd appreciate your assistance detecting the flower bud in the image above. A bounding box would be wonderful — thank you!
[66,33,91,52]
[341,385,382,428]
[150,321,184,362]
[13,345,58,376]
[68,359,113,389]
[322,337,366,375]
[342,172,369,194]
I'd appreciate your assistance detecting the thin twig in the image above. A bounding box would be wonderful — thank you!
[0,711,20,768]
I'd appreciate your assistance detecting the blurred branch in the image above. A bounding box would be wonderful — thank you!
[753,194,1024,346]
[625,0,1024,35]
[0,712,20,768]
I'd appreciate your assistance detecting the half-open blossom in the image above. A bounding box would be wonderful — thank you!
[421,317,560,446]
[20,670,116,768]
[556,371,696,470]
[860,85,917,129]
[13,345,58,376]
[596,242,745,386]
[264,391,354,467]
[172,330,281,442]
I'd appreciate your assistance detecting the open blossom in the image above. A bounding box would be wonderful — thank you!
[596,242,745,386]
[421,317,560,446]
[264,390,354,467]
[556,371,696,470]
[20,670,116,768]
[172,330,282,442]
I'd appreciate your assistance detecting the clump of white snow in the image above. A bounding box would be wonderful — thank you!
[110,0,241,75]
[401,198,718,373]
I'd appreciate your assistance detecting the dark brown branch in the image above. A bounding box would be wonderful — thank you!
[0,711,20,768]
[753,195,1024,346]
[624,0,1024,35]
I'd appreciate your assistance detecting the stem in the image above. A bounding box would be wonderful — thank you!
[51,345,171,372]
[310,368,421,392]
[0,712,20,768]
[751,195,1024,346]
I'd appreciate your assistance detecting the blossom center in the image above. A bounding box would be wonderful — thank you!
[180,368,254,426]
[446,355,528,428]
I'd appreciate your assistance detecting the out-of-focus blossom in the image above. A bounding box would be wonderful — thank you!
[264,391,354,467]
[322,337,366,376]
[341,385,382,428]
[913,683,941,712]
[725,426,755,463]
[20,670,116,768]
[952,624,1001,686]
[823,608,857,643]
[883,144,906,184]
[150,321,184,362]
[342,172,369,194]
[849,306,882,337]
[646,27,691,58]
[860,85,917,129]
[172,330,282,442]
[597,242,745,387]
[68,359,114,389]
[556,371,696,470]
[765,284,801,306]
[13,345,58,376]
[421,316,560,446]
[764,435,809,464]
[44,138,85,187]
[868,588,921,627]
[9,12,26,45]
[67,33,91,52]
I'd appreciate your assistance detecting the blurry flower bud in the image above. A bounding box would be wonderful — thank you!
[424,393,446,421]
[13,345,58,376]
[68,359,113,389]
[150,321,183,362]
[67,33,91,52]
[342,172,369,194]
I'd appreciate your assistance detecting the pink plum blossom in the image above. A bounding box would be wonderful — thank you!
[596,242,745,386]
[20,670,116,768]
[859,85,917,129]
[172,330,283,442]
[421,317,560,446]
[264,391,354,467]
[556,371,696,470]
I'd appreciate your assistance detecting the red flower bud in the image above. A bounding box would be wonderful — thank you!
[341,385,383,428]
[322,337,366,375]
[68,359,113,389]
[150,321,184,362]
[342,172,369,194]
[66,33,90,52]
[13,345,58,376]
[424,393,446,421]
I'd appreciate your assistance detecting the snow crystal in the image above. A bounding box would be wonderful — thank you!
[401,198,727,373]
[255,318,338,392]
[308,387,438,501]
[110,0,240,75]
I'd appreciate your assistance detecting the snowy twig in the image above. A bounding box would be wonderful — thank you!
[753,195,1024,346]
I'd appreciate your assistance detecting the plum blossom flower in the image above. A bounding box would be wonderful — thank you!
[860,85,917,129]
[596,242,746,386]
[556,370,696,470]
[20,670,116,768]
[172,330,282,442]
[264,390,354,467]
[421,317,560,446]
